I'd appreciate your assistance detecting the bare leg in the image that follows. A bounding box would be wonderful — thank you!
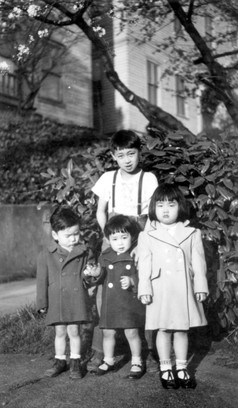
[67,324,81,357]
[125,328,142,373]
[55,325,67,357]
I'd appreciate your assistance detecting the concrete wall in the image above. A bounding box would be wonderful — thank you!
[0,205,51,281]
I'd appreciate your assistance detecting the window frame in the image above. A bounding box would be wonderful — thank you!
[176,75,186,117]
[147,60,159,106]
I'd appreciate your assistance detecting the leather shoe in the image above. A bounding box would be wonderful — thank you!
[176,369,196,389]
[160,370,179,389]
[128,364,145,380]
[96,360,115,376]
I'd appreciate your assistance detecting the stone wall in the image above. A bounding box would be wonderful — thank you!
[0,205,51,281]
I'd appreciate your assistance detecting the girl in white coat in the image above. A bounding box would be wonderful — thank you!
[138,183,209,389]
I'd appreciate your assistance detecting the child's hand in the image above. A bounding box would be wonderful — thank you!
[195,292,208,302]
[120,276,132,290]
[140,295,152,305]
[84,262,101,277]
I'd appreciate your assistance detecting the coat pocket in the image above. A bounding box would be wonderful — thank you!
[151,268,161,281]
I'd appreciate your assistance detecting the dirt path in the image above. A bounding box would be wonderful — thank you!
[0,348,237,408]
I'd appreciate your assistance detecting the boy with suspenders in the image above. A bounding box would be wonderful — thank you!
[88,130,158,373]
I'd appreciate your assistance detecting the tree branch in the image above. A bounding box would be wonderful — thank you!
[187,0,194,21]
[194,49,238,65]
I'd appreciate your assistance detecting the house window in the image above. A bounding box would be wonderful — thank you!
[39,72,62,103]
[0,72,18,97]
[147,61,158,105]
[176,75,186,117]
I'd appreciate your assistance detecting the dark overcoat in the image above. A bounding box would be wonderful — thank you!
[36,241,92,326]
[98,247,145,329]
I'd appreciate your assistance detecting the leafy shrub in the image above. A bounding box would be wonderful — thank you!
[41,128,238,336]
[0,114,103,204]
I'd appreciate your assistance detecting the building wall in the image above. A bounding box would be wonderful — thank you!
[0,205,51,281]
[98,7,206,135]
[35,30,93,127]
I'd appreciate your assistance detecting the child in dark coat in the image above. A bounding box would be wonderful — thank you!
[37,207,92,380]
[84,215,145,379]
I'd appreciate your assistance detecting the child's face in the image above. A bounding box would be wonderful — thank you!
[109,231,132,254]
[52,225,80,252]
[155,200,179,225]
[111,148,140,174]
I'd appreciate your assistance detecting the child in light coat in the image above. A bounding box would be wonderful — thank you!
[137,183,209,389]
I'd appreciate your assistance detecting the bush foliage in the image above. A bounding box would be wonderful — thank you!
[0,114,101,203]
[41,128,238,336]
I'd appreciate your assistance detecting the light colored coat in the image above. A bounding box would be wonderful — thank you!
[138,221,209,331]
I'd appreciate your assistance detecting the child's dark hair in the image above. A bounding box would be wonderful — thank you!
[110,130,141,152]
[104,214,141,244]
[50,206,80,232]
[149,183,189,222]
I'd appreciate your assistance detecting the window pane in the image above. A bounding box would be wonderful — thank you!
[147,61,158,105]
[176,75,185,116]
[39,73,62,102]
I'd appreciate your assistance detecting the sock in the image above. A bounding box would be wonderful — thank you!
[160,359,173,380]
[55,355,66,360]
[70,353,81,360]
[176,359,189,379]
[99,356,115,371]
[131,356,142,372]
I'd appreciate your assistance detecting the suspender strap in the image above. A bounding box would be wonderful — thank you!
[112,169,118,212]
[137,170,144,216]
[112,169,144,216]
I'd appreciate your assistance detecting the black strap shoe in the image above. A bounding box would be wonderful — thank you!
[160,369,179,389]
[176,369,197,389]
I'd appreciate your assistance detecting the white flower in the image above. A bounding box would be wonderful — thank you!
[0,61,10,73]
[29,35,34,43]
[38,28,49,38]
[27,4,41,17]
[8,7,22,19]
[92,26,106,37]
[17,44,30,61]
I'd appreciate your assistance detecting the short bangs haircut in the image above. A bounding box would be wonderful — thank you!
[50,206,80,232]
[104,214,141,242]
[149,183,189,222]
[110,130,141,152]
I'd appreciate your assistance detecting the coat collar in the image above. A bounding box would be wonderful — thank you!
[47,240,87,257]
[147,220,195,246]
[102,247,132,263]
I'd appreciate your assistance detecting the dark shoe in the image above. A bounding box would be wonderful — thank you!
[127,364,145,380]
[44,359,67,378]
[69,358,83,380]
[87,351,104,373]
[160,370,179,389]
[96,360,115,376]
[176,369,196,389]
[146,351,159,373]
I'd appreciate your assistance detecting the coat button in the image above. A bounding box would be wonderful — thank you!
[126,264,131,270]
[59,258,64,263]
[108,282,113,288]
[108,264,113,269]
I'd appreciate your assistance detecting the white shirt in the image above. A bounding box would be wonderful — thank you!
[92,169,158,216]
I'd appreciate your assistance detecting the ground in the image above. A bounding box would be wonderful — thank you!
[0,279,238,408]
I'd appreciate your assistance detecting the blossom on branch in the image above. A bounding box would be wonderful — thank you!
[27,4,41,18]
